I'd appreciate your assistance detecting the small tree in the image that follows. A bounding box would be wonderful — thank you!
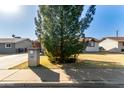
[35,5,96,63]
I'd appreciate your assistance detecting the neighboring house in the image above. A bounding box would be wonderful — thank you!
[0,38,32,54]
[32,40,41,48]
[32,40,45,53]
[99,37,124,52]
[80,37,100,52]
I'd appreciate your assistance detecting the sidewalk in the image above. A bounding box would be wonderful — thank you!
[0,69,71,83]
[0,68,124,85]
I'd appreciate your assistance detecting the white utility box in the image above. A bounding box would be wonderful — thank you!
[28,48,40,66]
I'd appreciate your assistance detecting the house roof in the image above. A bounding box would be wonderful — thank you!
[79,37,99,42]
[0,38,31,43]
[101,37,124,42]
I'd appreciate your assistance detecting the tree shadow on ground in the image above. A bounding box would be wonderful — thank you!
[29,65,60,82]
[60,59,124,84]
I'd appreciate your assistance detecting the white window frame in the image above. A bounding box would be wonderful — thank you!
[5,43,12,48]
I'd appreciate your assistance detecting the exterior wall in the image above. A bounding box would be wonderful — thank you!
[15,39,32,49]
[0,43,16,54]
[99,38,119,52]
[85,42,99,52]
[118,42,124,52]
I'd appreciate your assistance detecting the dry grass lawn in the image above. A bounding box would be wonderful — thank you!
[78,53,124,65]
[10,53,124,69]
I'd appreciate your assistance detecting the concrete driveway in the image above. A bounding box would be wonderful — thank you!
[0,54,28,69]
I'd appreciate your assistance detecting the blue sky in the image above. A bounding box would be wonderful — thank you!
[0,5,38,40]
[86,5,124,39]
[0,5,124,40]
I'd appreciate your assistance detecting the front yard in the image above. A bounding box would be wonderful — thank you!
[10,53,124,69]
[78,53,124,65]
[6,53,124,84]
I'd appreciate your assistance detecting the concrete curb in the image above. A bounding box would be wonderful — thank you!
[0,82,124,88]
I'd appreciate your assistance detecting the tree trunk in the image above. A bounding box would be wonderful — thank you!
[60,6,64,63]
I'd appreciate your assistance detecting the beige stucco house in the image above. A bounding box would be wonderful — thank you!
[80,37,99,52]
[99,37,124,52]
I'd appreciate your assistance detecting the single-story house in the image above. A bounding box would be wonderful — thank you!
[0,38,32,54]
[99,37,124,52]
[80,37,100,52]
[32,40,41,48]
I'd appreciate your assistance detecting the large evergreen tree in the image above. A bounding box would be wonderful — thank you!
[35,5,96,63]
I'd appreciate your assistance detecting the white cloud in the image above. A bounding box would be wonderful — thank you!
[0,5,21,14]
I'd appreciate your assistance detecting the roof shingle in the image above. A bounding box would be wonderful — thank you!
[103,37,124,42]
[0,38,30,43]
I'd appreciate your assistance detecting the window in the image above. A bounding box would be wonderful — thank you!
[121,49,124,52]
[5,44,12,48]
[87,41,95,47]
[122,42,124,46]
